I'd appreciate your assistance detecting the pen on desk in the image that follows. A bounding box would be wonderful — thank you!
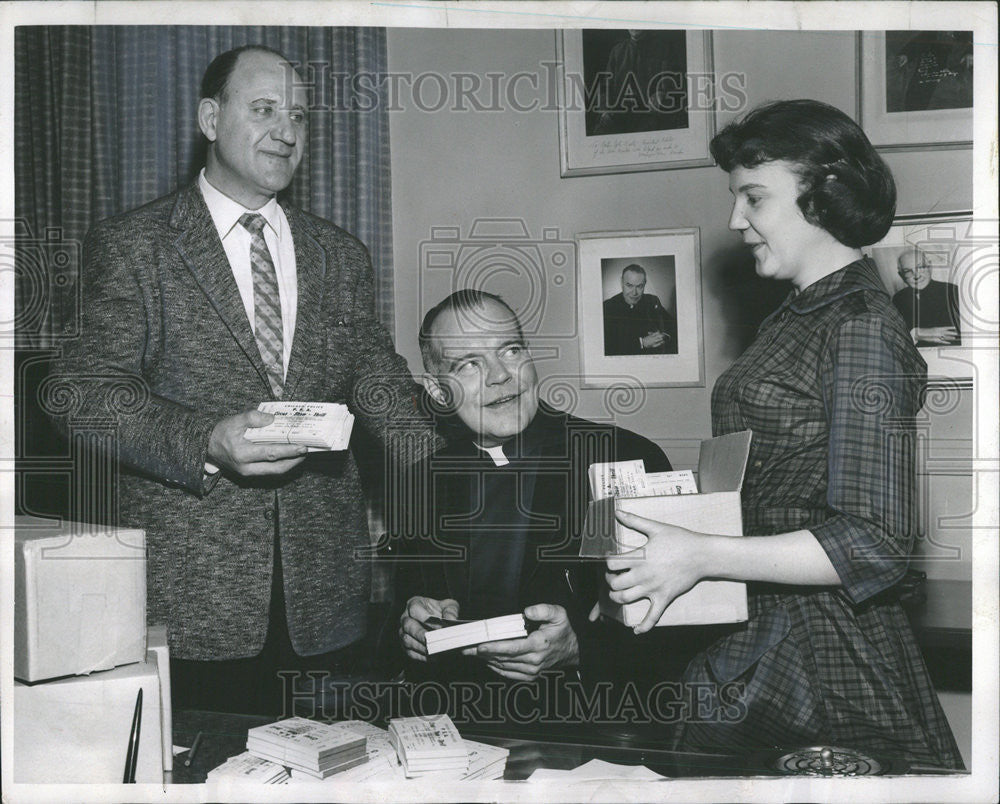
[184,731,204,768]
[123,688,142,783]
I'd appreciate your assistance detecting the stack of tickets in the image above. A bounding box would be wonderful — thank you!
[424,614,527,655]
[462,739,509,780]
[588,459,697,500]
[246,717,367,779]
[206,752,290,784]
[388,715,469,778]
[246,402,355,451]
[322,721,405,782]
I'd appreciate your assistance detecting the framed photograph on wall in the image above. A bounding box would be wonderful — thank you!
[556,30,715,176]
[864,211,976,382]
[577,228,704,388]
[857,30,973,151]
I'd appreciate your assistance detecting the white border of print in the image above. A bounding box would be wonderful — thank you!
[857,31,973,151]
[577,228,704,388]
[1,4,996,804]
[557,30,715,176]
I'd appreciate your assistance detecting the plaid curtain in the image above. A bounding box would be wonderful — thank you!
[14,25,395,346]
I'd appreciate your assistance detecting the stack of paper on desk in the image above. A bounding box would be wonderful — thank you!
[388,715,469,778]
[424,614,527,655]
[462,739,510,780]
[206,752,290,784]
[246,717,367,779]
[286,722,405,783]
[527,758,665,781]
[339,719,398,758]
[245,401,355,451]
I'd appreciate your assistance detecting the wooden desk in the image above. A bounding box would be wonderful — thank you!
[167,709,960,782]
[166,710,756,782]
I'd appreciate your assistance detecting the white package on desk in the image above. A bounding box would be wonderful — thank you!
[14,515,146,682]
[13,651,163,783]
[146,624,172,772]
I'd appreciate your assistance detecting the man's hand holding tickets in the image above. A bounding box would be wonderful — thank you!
[464,604,579,682]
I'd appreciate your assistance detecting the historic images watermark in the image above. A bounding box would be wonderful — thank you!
[282,61,749,115]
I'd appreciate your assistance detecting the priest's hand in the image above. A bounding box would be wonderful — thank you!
[913,325,958,344]
[466,603,579,682]
[399,596,460,662]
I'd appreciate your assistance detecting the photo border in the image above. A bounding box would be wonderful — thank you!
[863,210,977,383]
[557,30,716,176]
[856,31,974,152]
[577,227,704,389]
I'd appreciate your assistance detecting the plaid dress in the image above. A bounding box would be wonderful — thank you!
[671,258,963,769]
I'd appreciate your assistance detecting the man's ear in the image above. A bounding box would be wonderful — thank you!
[422,373,451,409]
[198,97,220,142]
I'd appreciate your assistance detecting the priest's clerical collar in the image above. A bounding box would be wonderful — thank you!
[476,443,509,467]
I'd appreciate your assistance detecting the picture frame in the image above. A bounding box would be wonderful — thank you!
[864,211,977,383]
[856,30,973,151]
[577,228,704,388]
[556,30,715,176]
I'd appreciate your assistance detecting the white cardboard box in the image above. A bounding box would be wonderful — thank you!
[580,430,752,627]
[146,624,172,772]
[14,515,147,682]
[13,651,164,783]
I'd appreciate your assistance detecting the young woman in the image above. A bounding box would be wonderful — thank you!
[601,100,963,768]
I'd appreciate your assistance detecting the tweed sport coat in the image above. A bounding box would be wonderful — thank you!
[50,182,436,661]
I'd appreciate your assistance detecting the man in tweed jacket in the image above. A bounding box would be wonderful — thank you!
[50,45,434,714]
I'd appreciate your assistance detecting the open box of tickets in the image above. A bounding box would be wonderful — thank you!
[580,430,752,627]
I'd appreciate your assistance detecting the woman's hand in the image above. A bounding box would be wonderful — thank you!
[603,511,711,634]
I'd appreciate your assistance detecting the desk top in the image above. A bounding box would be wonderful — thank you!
[167,709,957,782]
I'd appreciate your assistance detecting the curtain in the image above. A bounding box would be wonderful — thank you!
[14,25,395,346]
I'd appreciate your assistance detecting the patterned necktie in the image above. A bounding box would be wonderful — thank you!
[239,213,283,397]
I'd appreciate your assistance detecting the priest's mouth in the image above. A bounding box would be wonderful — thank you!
[485,393,521,408]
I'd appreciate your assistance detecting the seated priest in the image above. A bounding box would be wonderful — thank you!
[385,289,680,728]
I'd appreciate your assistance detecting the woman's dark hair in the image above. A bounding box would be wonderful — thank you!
[199,44,288,102]
[710,99,896,247]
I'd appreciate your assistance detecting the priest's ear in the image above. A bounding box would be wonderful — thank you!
[422,373,455,413]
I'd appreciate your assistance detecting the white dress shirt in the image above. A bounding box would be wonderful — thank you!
[198,169,297,377]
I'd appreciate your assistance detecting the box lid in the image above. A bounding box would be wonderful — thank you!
[697,430,752,493]
[15,515,144,559]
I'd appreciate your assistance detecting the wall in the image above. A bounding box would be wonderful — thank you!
[386,28,974,579]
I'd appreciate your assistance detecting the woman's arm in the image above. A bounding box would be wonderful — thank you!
[600,312,925,634]
[601,515,840,633]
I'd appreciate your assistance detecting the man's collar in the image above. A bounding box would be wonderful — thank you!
[476,443,510,467]
[197,169,281,240]
[447,402,563,462]
[762,257,885,327]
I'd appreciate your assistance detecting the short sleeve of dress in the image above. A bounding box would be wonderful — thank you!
[812,314,926,604]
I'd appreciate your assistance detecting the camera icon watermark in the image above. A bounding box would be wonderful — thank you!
[418,218,577,340]
[0,219,81,347]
